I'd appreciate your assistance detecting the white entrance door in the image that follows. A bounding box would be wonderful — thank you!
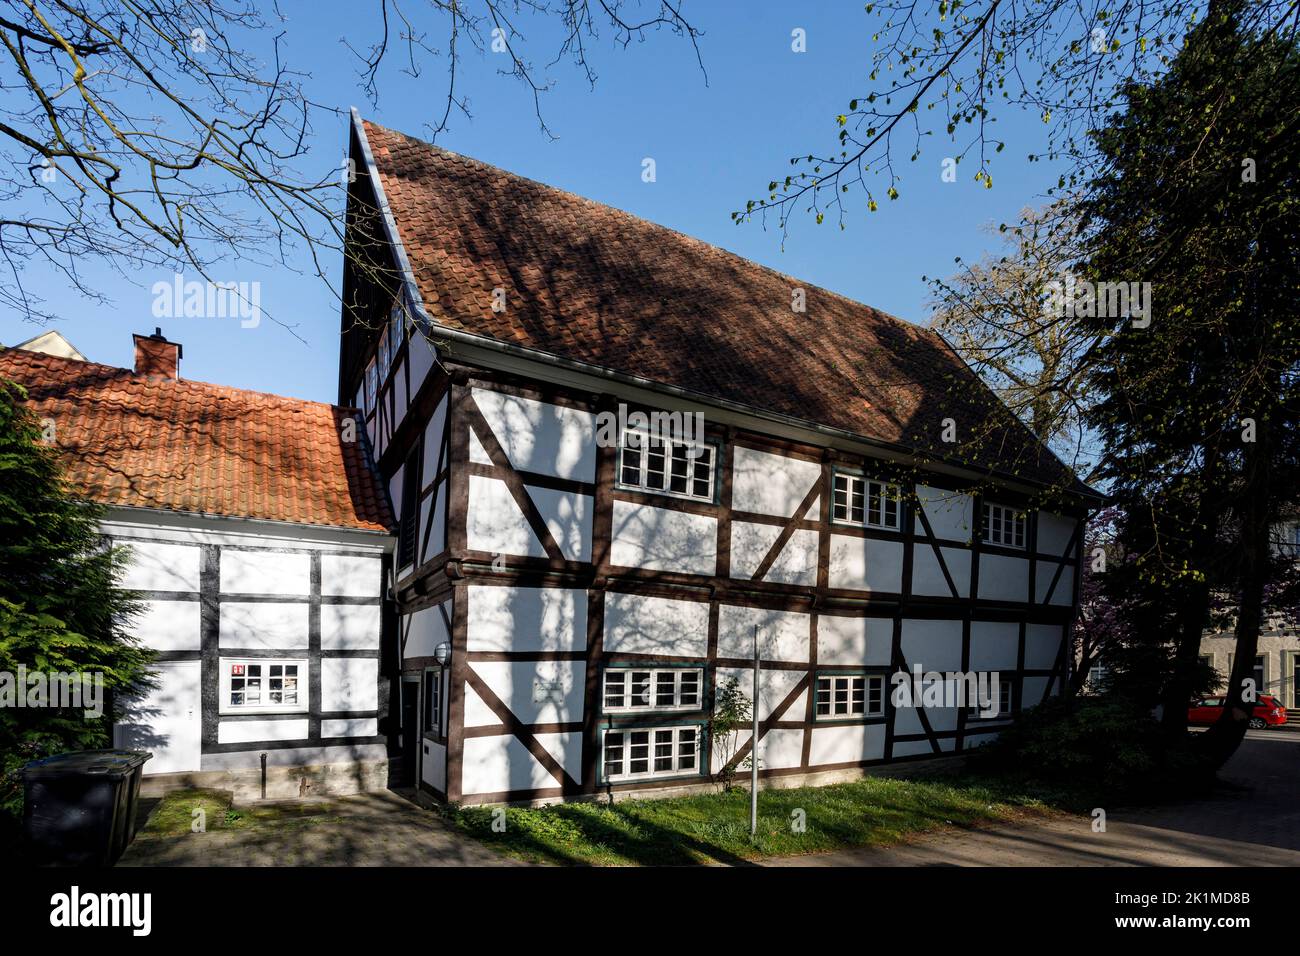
[115,660,202,774]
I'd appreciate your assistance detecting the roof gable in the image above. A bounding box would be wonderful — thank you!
[359,119,1078,493]
[0,348,393,533]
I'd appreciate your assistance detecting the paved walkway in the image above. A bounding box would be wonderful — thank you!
[119,790,523,867]
[766,729,1300,867]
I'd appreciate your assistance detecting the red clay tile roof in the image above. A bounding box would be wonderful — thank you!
[0,347,393,533]
[362,119,1084,493]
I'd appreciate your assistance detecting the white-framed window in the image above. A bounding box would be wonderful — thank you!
[364,359,377,414]
[982,502,1026,548]
[378,327,391,383]
[390,299,406,350]
[815,674,884,719]
[831,473,902,529]
[423,667,442,735]
[603,667,703,713]
[602,725,701,782]
[219,658,308,715]
[968,679,1013,719]
[617,431,715,501]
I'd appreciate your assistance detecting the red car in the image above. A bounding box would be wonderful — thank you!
[1188,695,1288,729]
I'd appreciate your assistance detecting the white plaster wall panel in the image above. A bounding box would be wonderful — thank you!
[387,465,403,527]
[472,388,597,481]
[419,483,447,562]
[911,545,972,598]
[809,724,885,766]
[716,603,810,663]
[219,602,308,649]
[217,719,309,744]
[469,660,585,726]
[604,592,708,658]
[716,667,807,721]
[901,618,963,672]
[891,738,934,758]
[916,485,975,542]
[422,740,447,791]
[977,553,1030,603]
[321,603,381,651]
[535,731,585,788]
[365,413,376,450]
[1022,676,1053,707]
[936,736,958,752]
[1034,561,1060,604]
[610,500,716,576]
[220,549,311,595]
[320,554,382,598]
[321,717,378,738]
[730,446,821,517]
[421,394,448,482]
[467,475,545,558]
[762,529,819,586]
[461,731,583,796]
[408,337,435,396]
[467,586,586,653]
[321,658,379,712]
[828,535,904,593]
[787,686,808,719]
[816,615,892,666]
[969,621,1020,672]
[758,728,806,770]
[120,540,200,592]
[462,681,501,728]
[403,601,451,661]
[469,427,492,465]
[728,521,782,579]
[892,700,959,734]
[1024,623,1064,670]
[1037,511,1078,558]
[130,600,201,652]
[1049,566,1075,607]
[528,485,592,563]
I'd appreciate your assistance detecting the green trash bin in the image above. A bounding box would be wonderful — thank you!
[21,750,152,866]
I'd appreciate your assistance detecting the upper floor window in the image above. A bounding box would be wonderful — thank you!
[603,667,702,713]
[364,359,377,414]
[378,327,391,383]
[390,300,406,350]
[982,502,1026,548]
[832,473,901,529]
[815,674,884,719]
[618,431,715,502]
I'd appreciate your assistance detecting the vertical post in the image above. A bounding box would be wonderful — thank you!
[751,625,759,839]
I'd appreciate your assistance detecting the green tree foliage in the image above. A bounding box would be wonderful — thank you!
[0,378,152,823]
[1080,0,1300,754]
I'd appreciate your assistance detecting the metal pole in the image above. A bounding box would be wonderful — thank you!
[751,625,759,839]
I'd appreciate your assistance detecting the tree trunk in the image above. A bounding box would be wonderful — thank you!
[1200,424,1272,766]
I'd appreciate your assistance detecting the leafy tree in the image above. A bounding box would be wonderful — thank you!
[1079,0,1300,755]
[0,378,151,825]
[707,675,752,792]
[926,202,1099,474]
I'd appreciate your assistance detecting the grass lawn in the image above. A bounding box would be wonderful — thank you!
[441,772,1075,866]
[137,788,341,839]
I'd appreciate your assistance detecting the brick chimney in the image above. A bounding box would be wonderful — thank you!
[133,328,182,379]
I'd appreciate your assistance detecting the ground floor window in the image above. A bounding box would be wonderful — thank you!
[219,658,308,714]
[423,667,442,735]
[968,678,1014,719]
[602,726,702,782]
[815,674,883,719]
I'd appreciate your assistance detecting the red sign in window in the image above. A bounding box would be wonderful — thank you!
[231,664,245,676]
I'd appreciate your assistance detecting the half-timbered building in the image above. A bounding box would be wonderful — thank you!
[341,111,1102,806]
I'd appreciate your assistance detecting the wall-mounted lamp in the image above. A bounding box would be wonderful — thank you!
[433,641,452,667]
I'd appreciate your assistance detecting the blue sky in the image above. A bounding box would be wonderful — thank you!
[2,1,1063,404]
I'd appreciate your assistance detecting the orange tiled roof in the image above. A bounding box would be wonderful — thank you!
[362,119,1081,492]
[0,347,393,533]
